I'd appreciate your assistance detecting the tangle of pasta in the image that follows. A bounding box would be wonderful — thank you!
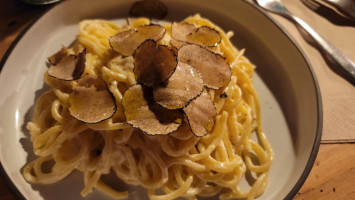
[23,14,274,200]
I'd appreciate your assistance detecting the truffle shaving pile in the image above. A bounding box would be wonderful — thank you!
[46,16,232,137]
[108,20,232,136]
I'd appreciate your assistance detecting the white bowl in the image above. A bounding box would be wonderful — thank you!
[0,0,322,199]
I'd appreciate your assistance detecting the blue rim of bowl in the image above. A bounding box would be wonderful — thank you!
[0,0,322,199]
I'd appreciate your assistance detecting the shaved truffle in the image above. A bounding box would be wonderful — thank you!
[122,84,183,135]
[69,74,117,123]
[186,26,221,47]
[171,22,195,42]
[171,22,221,47]
[47,49,86,81]
[178,44,231,89]
[183,91,216,137]
[169,117,194,140]
[170,39,185,50]
[153,62,203,109]
[47,46,69,65]
[110,24,166,56]
[129,0,167,19]
[161,117,199,157]
[110,29,136,56]
[133,39,177,86]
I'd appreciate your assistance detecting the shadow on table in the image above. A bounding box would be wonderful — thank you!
[295,25,355,86]
[302,0,355,27]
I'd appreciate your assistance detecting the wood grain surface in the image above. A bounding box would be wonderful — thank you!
[0,0,354,200]
[294,143,355,200]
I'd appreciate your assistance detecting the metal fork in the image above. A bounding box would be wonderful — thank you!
[301,0,320,10]
[302,0,355,20]
[254,0,355,81]
[322,0,355,20]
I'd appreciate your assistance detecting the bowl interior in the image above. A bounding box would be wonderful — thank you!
[0,0,321,199]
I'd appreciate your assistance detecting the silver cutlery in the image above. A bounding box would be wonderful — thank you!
[321,0,355,20]
[301,0,355,20]
[254,0,355,81]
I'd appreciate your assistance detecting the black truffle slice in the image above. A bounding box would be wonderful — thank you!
[47,49,86,81]
[109,24,166,56]
[69,74,117,124]
[171,22,221,47]
[153,62,204,109]
[178,44,231,89]
[133,39,177,87]
[183,91,217,137]
[160,117,199,157]
[109,29,136,56]
[170,39,185,50]
[186,26,221,47]
[129,0,167,19]
[169,116,194,140]
[122,84,183,135]
[47,46,69,65]
[171,22,195,42]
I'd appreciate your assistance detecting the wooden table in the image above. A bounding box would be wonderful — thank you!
[0,0,354,199]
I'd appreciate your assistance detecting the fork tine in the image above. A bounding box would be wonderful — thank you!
[301,0,354,20]
[300,0,320,10]
[320,0,355,20]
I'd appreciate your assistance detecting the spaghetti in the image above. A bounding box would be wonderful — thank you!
[23,14,274,200]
